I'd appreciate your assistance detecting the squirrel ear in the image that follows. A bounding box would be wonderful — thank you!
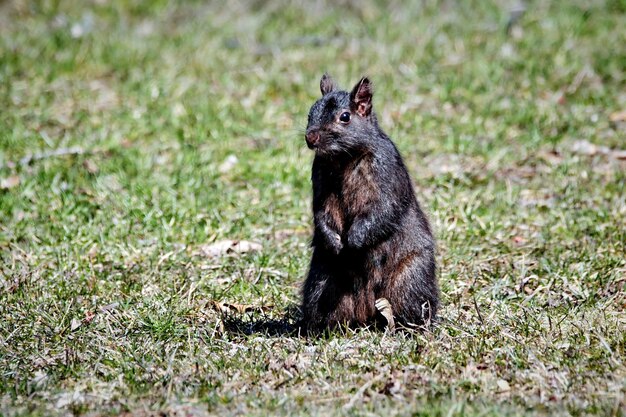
[320,73,337,96]
[349,77,373,117]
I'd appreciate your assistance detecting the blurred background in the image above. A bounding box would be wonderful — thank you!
[2,0,623,243]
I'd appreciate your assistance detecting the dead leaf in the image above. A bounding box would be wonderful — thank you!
[171,102,186,118]
[210,301,273,314]
[141,283,160,297]
[537,150,563,165]
[55,390,86,409]
[519,189,556,208]
[218,155,238,174]
[273,228,308,241]
[87,244,98,259]
[609,110,626,122]
[30,370,48,390]
[84,310,96,323]
[0,175,20,189]
[426,154,464,176]
[83,159,99,174]
[380,378,402,397]
[89,79,119,112]
[612,150,626,160]
[375,298,395,331]
[197,240,262,257]
[70,318,82,331]
[571,140,601,156]
[99,302,120,313]
[570,140,626,160]
[496,379,511,392]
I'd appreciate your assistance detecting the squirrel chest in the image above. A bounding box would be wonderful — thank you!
[320,155,379,236]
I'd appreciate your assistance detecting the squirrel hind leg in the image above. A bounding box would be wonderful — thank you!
[301,257,345,331]
[382,254,438,327]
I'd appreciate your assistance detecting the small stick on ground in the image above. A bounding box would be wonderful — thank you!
[343,374,385,411]
[473,295,485,325]
[18,146,88,166]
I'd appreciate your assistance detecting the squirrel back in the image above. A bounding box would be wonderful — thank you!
[302,74,438,332]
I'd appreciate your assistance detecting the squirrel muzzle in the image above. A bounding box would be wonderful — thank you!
[305,130,321,149]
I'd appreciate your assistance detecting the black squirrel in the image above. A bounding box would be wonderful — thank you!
[301,74,438,332]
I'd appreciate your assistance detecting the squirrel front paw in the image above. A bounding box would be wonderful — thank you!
[346,227,366,249]
[326,231,343,255]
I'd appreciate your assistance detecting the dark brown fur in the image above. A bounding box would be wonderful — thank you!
[302,75,439,332]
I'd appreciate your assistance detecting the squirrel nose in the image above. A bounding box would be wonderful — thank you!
[305,131,320,148]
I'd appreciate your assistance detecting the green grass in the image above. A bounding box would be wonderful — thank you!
[1,0,625,415]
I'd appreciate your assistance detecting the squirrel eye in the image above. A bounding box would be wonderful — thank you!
[339,112,351,123]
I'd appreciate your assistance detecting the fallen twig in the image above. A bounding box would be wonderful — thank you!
[343,374,385,411]
[18,146,87,166]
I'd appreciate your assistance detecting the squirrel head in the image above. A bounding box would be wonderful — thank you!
[305,74,378,156]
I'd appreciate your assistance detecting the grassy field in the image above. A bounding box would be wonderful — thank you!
[1,0,625,415]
